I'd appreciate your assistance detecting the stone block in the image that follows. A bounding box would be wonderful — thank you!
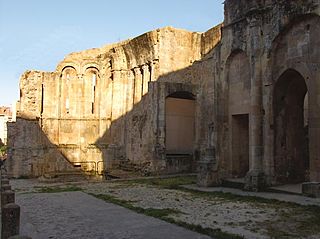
[8,236,32,239]
[244,170,266,192]
[1,179,10,185]
[1,184,12,192]
[302,182,320,198]
[197,161,220,187]
[1,203,20,239]
[1,190,15,207]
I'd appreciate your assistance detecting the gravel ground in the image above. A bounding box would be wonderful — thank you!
[10,179,320,239]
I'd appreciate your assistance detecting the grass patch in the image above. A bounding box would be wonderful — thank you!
[15,175,31,179]
[120,175,197,189]
[108,176,320,238]
[92,193,244,239]
[37,186,82,193]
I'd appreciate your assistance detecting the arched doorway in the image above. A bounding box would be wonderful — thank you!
[165,91,195,155]
[274,69,309,183]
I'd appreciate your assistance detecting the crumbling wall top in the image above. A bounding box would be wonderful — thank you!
[224,0,319,27]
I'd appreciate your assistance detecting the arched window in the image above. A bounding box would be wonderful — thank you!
[84,68,99,114]
[61,66,77,114]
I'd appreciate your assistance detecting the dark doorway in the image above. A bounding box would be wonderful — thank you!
[232,114,249,178]
[274,69,309,183]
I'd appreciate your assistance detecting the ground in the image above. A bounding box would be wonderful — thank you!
[11,176,320,239]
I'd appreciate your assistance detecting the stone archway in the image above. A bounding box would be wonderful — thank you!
[274,69,309,184]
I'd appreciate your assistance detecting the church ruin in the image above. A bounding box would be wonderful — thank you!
[7,0,320,194]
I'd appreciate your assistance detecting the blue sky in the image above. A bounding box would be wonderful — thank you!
[0,0,224,106]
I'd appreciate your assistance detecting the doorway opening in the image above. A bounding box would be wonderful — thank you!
[274,69,309,183]
[231,114,249,178]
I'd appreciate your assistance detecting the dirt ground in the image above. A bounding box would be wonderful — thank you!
[11,177,320,239]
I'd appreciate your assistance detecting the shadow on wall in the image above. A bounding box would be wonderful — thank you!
[7,47,218,178]
[7,118,80,178]
[94,54,217,176]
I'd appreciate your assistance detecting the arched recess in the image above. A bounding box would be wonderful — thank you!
[84,67,100,115]
[270,14,320,182]
[60,66,77,115]
[165,91,195,155]
[273,69,308,183]
[227,50,251,178]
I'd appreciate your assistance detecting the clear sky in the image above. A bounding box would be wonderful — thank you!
[0,0,224,107]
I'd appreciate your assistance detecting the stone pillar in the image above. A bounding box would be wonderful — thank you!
[309,73,320,182]
[111,71,123,120]
[126,70,135,112]
[2,184,12,192]
[133,67,142,104]
[142,65,150,96]
[2,203,20,239]
[197,147,220,187]
[150,60,159,82]
[245,18,265,191]
[1,190,15,207]
[2,179,10,185]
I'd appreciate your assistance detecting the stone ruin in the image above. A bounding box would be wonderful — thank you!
[6,0,320,195]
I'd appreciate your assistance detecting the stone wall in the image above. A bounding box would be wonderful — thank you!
[205,0,320,188]
[8,26,221,177]
[8,0,320,190]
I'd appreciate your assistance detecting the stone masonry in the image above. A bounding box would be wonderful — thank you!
[7,0,320,194]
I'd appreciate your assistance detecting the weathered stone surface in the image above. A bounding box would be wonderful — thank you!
[7,25,221,178]
[302,182,320,198]
[8,236,31,239]
[6,1,320,192]
[2,179,9,185]
[2,203,20,239]
[1,190,15,207]
[2,184,12,192]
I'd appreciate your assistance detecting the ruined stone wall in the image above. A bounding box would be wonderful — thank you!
[11,0,320,185]
[9,26,221,177]
[7,118,76,177]
[208,0,320,187]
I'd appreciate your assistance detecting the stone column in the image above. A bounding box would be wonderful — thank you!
[126,70,135,112]
[133,67,142,104]
[245,17,265,191]
[111,71,123,121]
[150,60,158,82]
[309,73,320,182]
[142,65,150,96]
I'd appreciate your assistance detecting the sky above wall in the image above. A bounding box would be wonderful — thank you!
[0,0,224,106]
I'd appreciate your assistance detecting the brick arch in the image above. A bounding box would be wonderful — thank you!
[61,66,77,78]
[57,62,80,74]
[270,14,320,90]
[84,66,100,77]
[82,63,100,74]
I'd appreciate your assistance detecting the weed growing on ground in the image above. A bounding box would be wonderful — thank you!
[37,186,82,193]
[92,193,244,239]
